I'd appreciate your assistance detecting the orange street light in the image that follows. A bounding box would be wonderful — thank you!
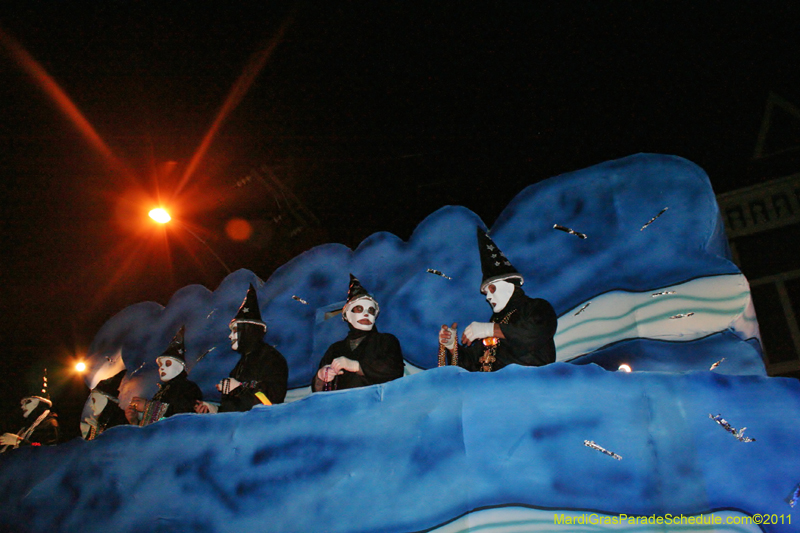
[149,208,172,224]
[75,362,86,372]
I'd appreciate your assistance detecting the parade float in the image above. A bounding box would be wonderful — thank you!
[1,154,797,533]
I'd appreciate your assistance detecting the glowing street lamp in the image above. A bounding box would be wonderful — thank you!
[148,206,231,274]
[75,362,86,372]
[149,208,171,224]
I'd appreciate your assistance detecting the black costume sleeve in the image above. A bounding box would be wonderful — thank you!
[457,342,484,372]
[21,416,59,447]
[257,349,289,405]
[163,380,203,417]
[240,351,288,407]
[97,404,129,432]
[456,294,557,371]
[498,297,558,367]
[359,333,405,385]
[224,345,289,410]
[313,331,405,391]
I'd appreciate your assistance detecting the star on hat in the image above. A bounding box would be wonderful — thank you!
[157,325,188,365]
[476,227,524,292]
[230,284,267,331]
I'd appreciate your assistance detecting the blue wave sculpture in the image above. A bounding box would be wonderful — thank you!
[1,154,793,533]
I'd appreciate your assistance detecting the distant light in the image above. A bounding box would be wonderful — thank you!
[149,208,171,224]
[618,364,632,373]
[225,218,253,241]
[75,362,86,372]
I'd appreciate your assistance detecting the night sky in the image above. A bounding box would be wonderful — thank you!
[1,1,798,437]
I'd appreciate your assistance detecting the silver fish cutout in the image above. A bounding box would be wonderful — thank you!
[584,440,622,460]
[129,361,148,377]
[426,269,452,280]
[574,302,591,316]
[787,482,800,508]
[640,207,669,231]
[553,224,587,239]
[196,347,216,363]
[709,413,756,443]
[651,290,676,297]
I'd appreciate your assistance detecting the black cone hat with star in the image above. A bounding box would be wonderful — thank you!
[158,325,187,364]
[342,274,380,320]
[477,227,524,291]
[26,368,53,407]
[230,283,266,330]
[93,369,126,401]
[346,274,372,303]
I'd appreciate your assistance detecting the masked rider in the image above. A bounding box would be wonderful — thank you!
[83,369,127,440]
[439,228,557,372]
[1,378,59,451]
[126,326,203,425]
[197,284,288,413]
[313,274,404,392]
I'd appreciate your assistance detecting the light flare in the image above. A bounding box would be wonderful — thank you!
[175,15,294,197]
[0,26,129,175]
[149,208,172,224]
[225,218,253,241]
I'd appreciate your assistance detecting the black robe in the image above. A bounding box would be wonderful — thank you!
[5,404,59,451]
[459,287,557,372]
[87,402,128,440]
[314,327,405,391]
[220,343,288,412]
[23,414,59,446]
[141,371,203,425]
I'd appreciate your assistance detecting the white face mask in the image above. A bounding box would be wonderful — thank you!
[345,297,377,331]
[229,326,239,351]
[156,357,184,382]
[90,391,108,417]
[21,397,40,419]
[483,280,515,313]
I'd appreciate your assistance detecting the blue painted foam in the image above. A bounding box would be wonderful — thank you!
[0,154,788,533]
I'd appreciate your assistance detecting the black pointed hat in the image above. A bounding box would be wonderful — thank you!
[25,368,53,407]
[476,227,524,292]
[230,284,266,330]
[92,369,126,401]
[342,274,380,320]
[157,325,187,365]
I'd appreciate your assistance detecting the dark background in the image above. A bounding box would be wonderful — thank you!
[1,1,798,439]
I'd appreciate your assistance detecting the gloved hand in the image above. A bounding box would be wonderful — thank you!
[317,365,338,382]
[124,403,140,424]
[0,433,21,446]
[331,356,361,374]
[462,322,495,345]
[439,323,458,350]
[128,397,146,412]
[194,401,219,414]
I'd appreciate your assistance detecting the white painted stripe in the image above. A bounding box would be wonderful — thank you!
[555,274,757,361]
